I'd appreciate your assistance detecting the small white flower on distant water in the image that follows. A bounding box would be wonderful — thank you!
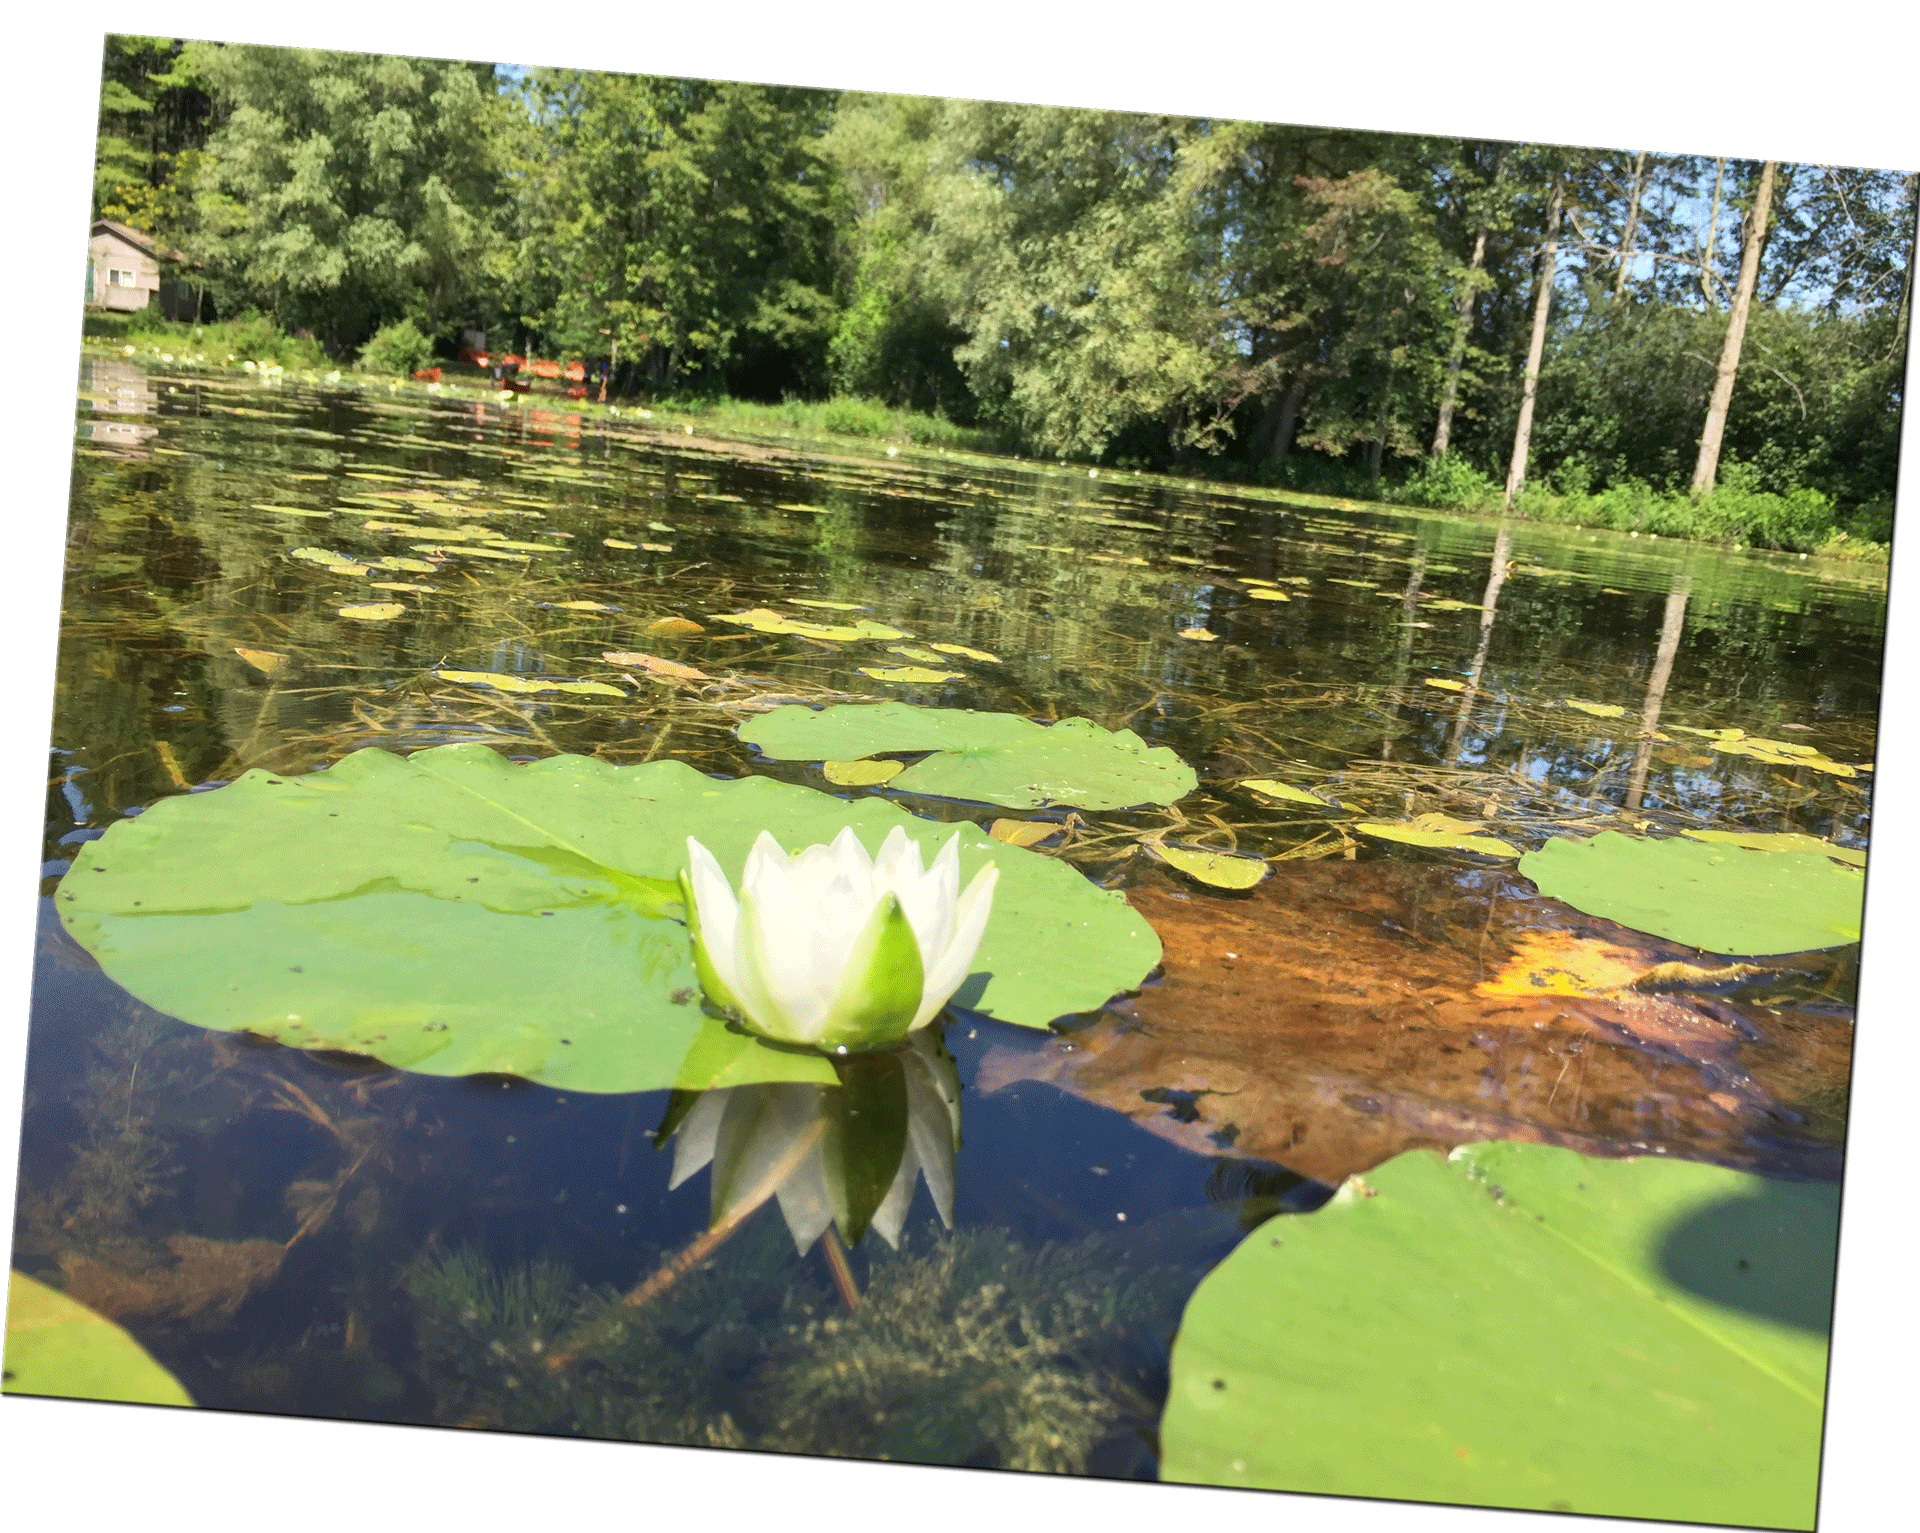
[681,827,998,1053]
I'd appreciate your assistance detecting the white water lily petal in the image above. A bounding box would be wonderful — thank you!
[667,1090,728,1190]
[914,863,998,1030]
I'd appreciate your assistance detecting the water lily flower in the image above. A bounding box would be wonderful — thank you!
[681,826,997,1053]
[668,1029,962,1252]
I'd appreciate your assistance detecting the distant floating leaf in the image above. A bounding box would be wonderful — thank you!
[483,540,560,554]
[928,643,1000,663]
[1682,830,1866,867]
[1423,678,1466,692]
[1422,599,1485,611]
[1565,699,1627,718]
[256,505,329,518]
[1154,843,1270,890]
[603,538,639,550]
[647,522,674,532]
[1177,628,1217,642]
[1245,588,1290,602]
[415,544,527,561]
[554,601,620,612]
[822,759,905,786]
[1671,726,1745,741]
[289,546,355,567]
[376,556,438,574]
[1240,576,1279,587]
[859,665,964,683]
[789,599,864,611]
[645,616,704,636]
[338,603,405,622]
[1743,738,1817,758]
[233,648,287,674]
[640,542,673,553]
[716,607,911,642]
[886,646,945,663]
[1241,778,1326,806]
[1326,578,1378,589]
[1358,814,1517,857]
[368,582,436,594]
[436,670,562,694]
[988,819,1059,848]
[552,681,625,697]
[602,651,707,681]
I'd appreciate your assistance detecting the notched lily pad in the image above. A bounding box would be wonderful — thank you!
[1519,831,1864,955]
[739,703,1199,812]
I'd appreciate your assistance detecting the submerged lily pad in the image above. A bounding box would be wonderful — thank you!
[1358,814,1517,857]
[739,703,1198,812]
[1565,698,1627,718]
[1160,1141,1833,1529]
[4,1270,195,1408]
[859,666,964,684]
[56,746,1161,1094]
[1152,844,1269,890]
[1240,778,1326,807]
[1520,832,1864,954]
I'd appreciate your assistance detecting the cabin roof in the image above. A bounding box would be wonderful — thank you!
[90,219,185,263]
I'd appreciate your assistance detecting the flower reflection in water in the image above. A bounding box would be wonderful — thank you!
[666,1028,962,1253]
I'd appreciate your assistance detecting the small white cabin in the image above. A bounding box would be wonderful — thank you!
[87,219,171,312]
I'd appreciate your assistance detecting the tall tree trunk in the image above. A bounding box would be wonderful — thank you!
[1690,159,1777,495]
[1503,177,1563,510]
[1612,151,1647,299]
[1368,363,1394,490]
[1254,375,1307,464]
[1431,226,1488,458]
[1448,526,1513,762]
[1626,574,1691,811]
[1701,157,1726,304]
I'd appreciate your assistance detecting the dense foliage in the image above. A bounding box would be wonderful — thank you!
[91,37,1913,539]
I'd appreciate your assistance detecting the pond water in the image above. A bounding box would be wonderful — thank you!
[12,357,1878,1476]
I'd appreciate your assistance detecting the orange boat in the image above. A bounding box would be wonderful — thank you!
[502,353,525,369]
[529,359,561,380]
[565,385,589,400]
[564,360,586,383]
[413,366,442,383]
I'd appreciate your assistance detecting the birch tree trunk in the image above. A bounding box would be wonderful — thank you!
[1690,160,1777,495]
[1431,226,1487,458]
[1626,574,1691,811]
[1612,152,1647,298]
[1700,157,1726,304]
[1503,178,1563,510]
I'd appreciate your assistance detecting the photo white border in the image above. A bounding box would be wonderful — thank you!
[6,7,1914,1529]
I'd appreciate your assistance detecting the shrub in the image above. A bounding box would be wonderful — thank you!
[358,319,435,376]
[1387,453,1502,512]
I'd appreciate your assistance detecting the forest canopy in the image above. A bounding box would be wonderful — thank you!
[92,36,1915,535]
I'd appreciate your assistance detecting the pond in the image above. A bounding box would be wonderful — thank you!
[9,357,1879,1516]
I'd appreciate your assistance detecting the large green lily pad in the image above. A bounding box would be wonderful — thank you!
[55,745,1161,1094]
[1161,1141,1835,1528]
[1520,831,1864,954]
[4,1271,195,1407]
[738,703,1197,811]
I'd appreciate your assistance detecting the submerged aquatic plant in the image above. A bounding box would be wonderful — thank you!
[680,827,997,1053]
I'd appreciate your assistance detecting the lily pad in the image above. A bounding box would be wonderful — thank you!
[1422,677,1465,692]
[55,746,1161,1094]
[603,651,707,681]
[1244,588,1289,602]
[1358,814,1517,857]
[929,643,1000,663]
[233,648,287,675]
[1520,832,1864,954]
[1681,829,1866,867]
[822,759,905,787]
[4,1270,195,1407]
[1565,698,1627,718]
[603,538,638,549]
[739,703,1198,812]
[789,599,863,611]
[987,819,1059,848]
[1152,844,1269,890]
[1160,1142,1833,1529]
[716,606,911,643]
[1240,778,1326,807]
[1176,628,1217,641]
[338,603,405,622]
[859,666,964,684]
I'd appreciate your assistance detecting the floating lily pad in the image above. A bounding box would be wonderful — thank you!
[4,1270,195,1407]
[859,666,963,684]
[1422,677,1466,692]
[1565,698,1627,718]
[789,599,863,611]
[1358,814,1517,857]
[435,670,618,697]
[987,819,1059,848]
[1153,844,1269,890]
[739,703,1198,812]
[56,746,1161,1094]
[603,538,638,550]
[646,617,704,636]
[233,648,286,675]
[1161,1141,1833,1529]
[885,646,947,663]
[929,643,1000,663]
[1244,588,1289,602]
[716,606,911,642]
[1240,778,1326,807]
[1681,829,1866,867]
[1176,628,1217,641]
[822,759,904,787]
[554,600,620,612]
[338,603,405,621]
[1422,598,1485,611]
[1520,832,1864,954]
[603,651,706,681]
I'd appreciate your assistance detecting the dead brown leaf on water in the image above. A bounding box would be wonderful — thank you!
[233,647,288,675]
[603,651,709,681]
[978,863,1850,1186]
